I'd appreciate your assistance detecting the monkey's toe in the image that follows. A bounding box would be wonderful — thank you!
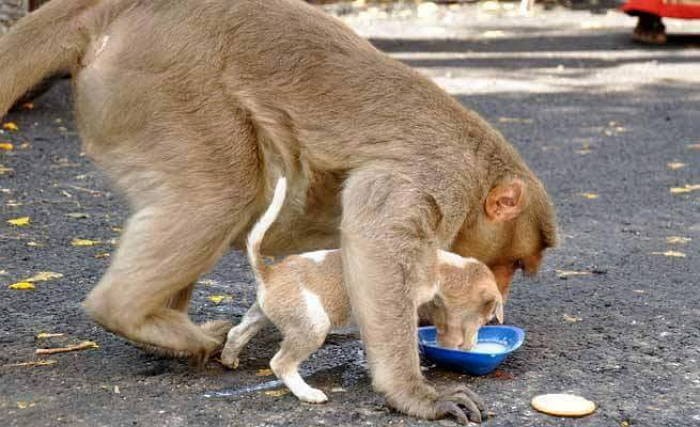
[200,320,234,343]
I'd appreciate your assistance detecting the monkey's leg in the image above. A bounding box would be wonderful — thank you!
[270,329,329,404]
[341,168,486,424]
[83,202,242,365]
[221,302,270,369]
[167,282,194,312]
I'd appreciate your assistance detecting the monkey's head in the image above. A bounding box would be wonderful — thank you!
[422,260,504,350]
[452,175,557,299]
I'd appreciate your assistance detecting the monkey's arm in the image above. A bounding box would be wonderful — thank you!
[340,167,486,424]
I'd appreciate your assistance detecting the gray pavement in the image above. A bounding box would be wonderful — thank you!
[1,3,699,426]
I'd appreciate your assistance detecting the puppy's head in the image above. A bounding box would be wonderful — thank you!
[422,253,503,350]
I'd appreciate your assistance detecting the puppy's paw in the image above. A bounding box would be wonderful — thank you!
[297,387,328,404]
[219,347,240,369]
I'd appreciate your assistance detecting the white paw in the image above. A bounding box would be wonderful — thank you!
[297,388,328,404]
[219,349,239,369]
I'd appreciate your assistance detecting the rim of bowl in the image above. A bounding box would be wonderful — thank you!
[418,325,525,355]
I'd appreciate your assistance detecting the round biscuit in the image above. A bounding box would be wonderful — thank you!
[531,393,596,417]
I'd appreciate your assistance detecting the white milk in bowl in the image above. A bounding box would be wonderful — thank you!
[468,342,507,354]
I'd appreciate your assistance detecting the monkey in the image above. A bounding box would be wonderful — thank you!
[0,0,557,423]
[219,177,504,404]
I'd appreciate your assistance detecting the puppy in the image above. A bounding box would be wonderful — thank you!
[221,178,504,403]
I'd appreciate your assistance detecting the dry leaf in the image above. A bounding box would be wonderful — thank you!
[71,238,100,247]
[650,251,686,258]
[66,212,90,219]
[666,162,687,170]
[4,359,57,368]
[36,332,64,339]
[27,241,44,248]
[7,216,30,226]
[498,117,533,124]
[670,184,700,194]
[36,340,99,355]
[563,314,582,323]
[666,236,691,245]
[25,272,63,282]
[256,368,274,377]
[16,401,35,409]
[0,142,13,151]
[2,122,19,131]
[9,282,35,290]
[264,389,289,397]
[578,193,599,200]
[0,165,14,175]
[94,253,110,259]
[208,295,229,304]
[556,270,591,279]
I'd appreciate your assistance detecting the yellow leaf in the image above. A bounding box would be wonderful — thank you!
[36,332,64,339]
[3,360,56,368]
[9,282,35,290]
[563,314,582,323]
[670,184,700,194]
[25,271,63,282]
[7,216,30,226]
[94,252,110,259]
[71,238,100,247]
[556,270,591,278]
[578,193,599,200]
[666,236,691,245]
[0,142,13,151]
[264,389,289,397]
[666,162,687,170]
[2,122,19,131]
[27,241,44,248]
[208,295,229,304]
[650,251,686,258]
[498,117,533,124]
[16,401,35,409]
[0,165,14,174]
[256,368,274,377]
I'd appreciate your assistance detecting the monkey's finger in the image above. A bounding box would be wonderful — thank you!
[454,385,488,418]
[435,400,470,425]
[445,392,482,424]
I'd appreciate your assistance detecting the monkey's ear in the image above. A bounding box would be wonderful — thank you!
[485,178,526,222]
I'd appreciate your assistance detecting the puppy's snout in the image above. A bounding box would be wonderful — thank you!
[437,332,463,349]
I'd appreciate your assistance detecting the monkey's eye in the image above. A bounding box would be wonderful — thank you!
[513,259,524,270]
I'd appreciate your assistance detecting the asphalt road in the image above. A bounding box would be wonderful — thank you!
[1,3,698,427]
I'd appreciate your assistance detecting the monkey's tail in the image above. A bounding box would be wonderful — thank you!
[0,0,95,117]
[246,177,288,283]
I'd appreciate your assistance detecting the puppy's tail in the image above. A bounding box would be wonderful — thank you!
[0,0,96,117]
[247,177,288,282]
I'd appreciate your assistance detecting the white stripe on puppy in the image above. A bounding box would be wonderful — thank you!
[302,288,331,332]
[300,249,333,263]
[437,250,477,268]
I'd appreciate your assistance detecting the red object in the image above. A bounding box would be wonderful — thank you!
[622,0,700,19]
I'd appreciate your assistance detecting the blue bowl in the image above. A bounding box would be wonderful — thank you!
[418,325,525,376]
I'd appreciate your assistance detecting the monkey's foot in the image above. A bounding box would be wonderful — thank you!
[433,384,487,424]
[200,320,233,344]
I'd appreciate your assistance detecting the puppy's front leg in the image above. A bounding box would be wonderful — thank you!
[221,302,270,369]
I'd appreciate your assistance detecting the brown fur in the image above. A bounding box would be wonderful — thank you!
[0,0,557,423]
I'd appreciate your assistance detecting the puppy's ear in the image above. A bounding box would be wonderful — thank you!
[494,301,504,324]
[484,178,526,222]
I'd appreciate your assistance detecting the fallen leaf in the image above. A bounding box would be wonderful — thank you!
[25,271,63,282]
[36,333,64,339]
[7,216,30,226]
[208,295,229,304]
[666,162,687,170]
[2,122,19,131]
[9,282,35,290]
[498,117,533,124]
[36,340,99,355]
[16,401,35,409]
[490,369,515,380]
[26,241,44,248]
[66,212,90,219]
[578,193,599,199]
[556,270,591,279]
[0,165,14,175]
[666,236,691,245]
[670,184,700,194]
[71,238,100,247]
[3,360,57,368]
[650,251,686,258]
[264,389,289,397]
[0,142,13,151]
[18,142,30,149]
[94,252,110,259]
[256,368,274,377]
[563,314,582,323]
[114,385,121,394]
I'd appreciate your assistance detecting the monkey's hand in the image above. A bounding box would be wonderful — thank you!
[387,382,487,424]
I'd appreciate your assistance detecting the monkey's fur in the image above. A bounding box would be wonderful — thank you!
[0,0,557,423]
[220,177,504,405]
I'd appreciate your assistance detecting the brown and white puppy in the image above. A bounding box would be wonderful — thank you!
[221,178,504,403]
